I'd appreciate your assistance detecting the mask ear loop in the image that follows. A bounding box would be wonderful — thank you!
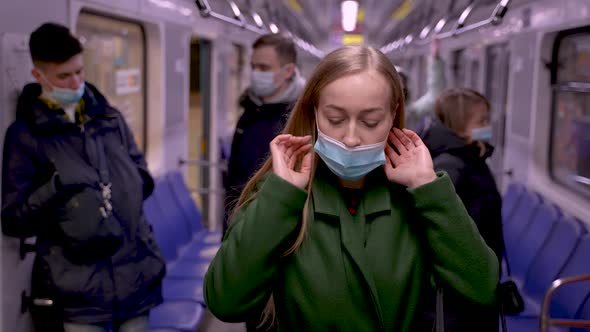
[35,69,55,92]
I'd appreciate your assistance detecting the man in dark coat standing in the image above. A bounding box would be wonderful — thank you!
[1,22,165,332]
[221,33,305,332]
[222,33,305,235]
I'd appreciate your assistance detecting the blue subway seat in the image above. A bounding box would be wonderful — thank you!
[149,301,204,332]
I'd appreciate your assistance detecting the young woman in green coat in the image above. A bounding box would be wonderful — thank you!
[204,45,499,332]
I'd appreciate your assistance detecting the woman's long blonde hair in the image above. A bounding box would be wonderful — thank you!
[230,45,406,328]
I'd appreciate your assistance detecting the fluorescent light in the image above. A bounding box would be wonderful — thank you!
[269,23,279,33]
[252,12,264,27]
[229,1,241,18]
[179,7,193,16]
[458,4,475,26]
[434,18,447,33]
[500,0,510,6]
[419,25,431,39]
[404,34,413,44]
[341,1,359,32]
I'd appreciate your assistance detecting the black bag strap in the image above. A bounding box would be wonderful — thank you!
[503,250,512,277]
[95,137,109,185]
[500,298,508,332]
[92,135,112,218]
[435,288,444,332]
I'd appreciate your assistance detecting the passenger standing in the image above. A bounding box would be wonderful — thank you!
[223,33,305,240]
[1,23,165,332]
[420,88,504,332]
[400,39,447,131]
[205,46,499,332]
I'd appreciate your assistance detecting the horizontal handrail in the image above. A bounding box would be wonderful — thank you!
[178,158,228,171]
[190,188,225,196]
[401,0,510,49]
[193,0,323,58]
[541,273,590,332]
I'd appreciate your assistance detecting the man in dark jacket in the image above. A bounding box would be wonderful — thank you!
[1,22,165,332]
[221,33,305,332]
[222,34,305,236]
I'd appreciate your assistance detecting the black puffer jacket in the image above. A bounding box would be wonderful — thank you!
[420,118,504,260]
[1,83,165,324]
[222,92,292,237]
[419,117,503,332]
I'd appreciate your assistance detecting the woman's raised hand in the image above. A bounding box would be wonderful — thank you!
[270,134,313,189]
[384,128,437,188]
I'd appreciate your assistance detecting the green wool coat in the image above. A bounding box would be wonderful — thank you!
[204,165,499,331]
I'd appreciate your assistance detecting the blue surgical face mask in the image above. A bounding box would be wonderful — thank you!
[51,82,85,105]
[39,70,85,105]
[314,127,387,180]
[471,125,493,142]
[250,70,277,97]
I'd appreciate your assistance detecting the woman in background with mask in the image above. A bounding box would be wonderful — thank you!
[419,87,504,332]
[205,46,499,331]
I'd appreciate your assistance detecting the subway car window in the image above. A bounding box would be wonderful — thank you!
[551,31,590,197]
[556,33,590,83]
[76,12,147,151]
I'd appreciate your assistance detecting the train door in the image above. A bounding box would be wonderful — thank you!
[485,43,510,186]
[0,32,35,332]
[214,42,246,230]
[75,12,147,152]
[187,38,206,211]
[186,39,214,225]
[227,43,246,137]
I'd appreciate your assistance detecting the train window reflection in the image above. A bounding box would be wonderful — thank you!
[557,33,590,83]
[551,30,590,197]
[76,12,147,152]
[551,92,590,195]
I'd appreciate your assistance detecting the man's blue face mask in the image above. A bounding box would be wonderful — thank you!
[51,82,85,105]
[38,70,85,105]
[314,126,387,181]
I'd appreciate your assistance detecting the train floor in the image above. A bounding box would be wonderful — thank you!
[197,309,246,332]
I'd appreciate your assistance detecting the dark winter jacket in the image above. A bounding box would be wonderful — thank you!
[1,82,165,323]
[420,118,504,260]
[222,93,293,235]
[419,117,503,332]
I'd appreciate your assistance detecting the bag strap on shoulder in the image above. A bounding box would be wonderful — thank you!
[435,288,444,332]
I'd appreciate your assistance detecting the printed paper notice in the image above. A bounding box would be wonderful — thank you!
[115,69,141,95]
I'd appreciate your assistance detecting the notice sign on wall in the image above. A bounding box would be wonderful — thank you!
[115,68,141,95]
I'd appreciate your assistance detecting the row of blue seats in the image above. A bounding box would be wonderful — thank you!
[501,183,590,331]
[142,171,222,332]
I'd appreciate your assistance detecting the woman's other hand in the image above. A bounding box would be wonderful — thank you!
[384,128,437,188]
[270,134,313,189]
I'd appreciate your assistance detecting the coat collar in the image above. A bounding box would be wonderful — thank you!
[311,161,393,219]
[17,82,118,132]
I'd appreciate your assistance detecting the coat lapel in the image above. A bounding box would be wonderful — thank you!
[311,164,393,330]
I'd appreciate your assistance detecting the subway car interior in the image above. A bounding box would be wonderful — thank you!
[0,0,590,331]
